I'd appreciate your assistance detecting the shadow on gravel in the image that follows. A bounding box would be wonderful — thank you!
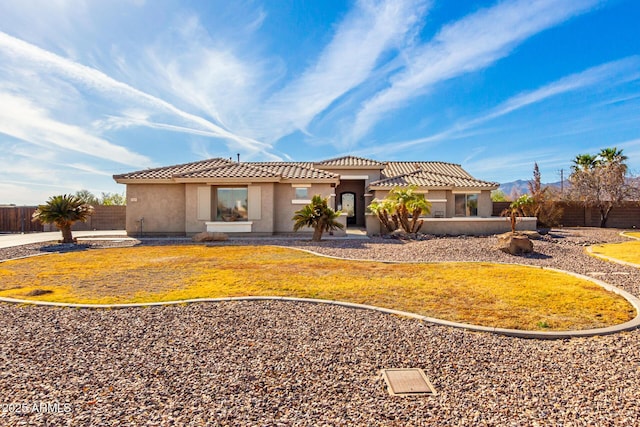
[39,243,92,253]
[523,252,552,260]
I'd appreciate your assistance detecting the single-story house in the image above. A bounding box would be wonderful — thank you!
[113,155,534,236]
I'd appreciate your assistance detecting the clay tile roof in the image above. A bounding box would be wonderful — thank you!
[317,155,386,167]
[371,162,498,189]
[250,162,339,180]
[174,163,281,179]
[381,161,474,180]
[113,158,232,180]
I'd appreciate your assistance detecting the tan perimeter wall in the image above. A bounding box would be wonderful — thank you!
[126,184,186,236]
[420,217,536,235]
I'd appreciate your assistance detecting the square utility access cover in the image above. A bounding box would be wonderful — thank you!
[382,368,437,396]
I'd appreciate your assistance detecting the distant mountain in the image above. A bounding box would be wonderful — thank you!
[498,180,565,198]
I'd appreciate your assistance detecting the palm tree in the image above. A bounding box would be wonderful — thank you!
[369,185,431,234]
[571,154,599,172]
[599,147,628,163]
[32,194,94,243]
[292,195,343,241]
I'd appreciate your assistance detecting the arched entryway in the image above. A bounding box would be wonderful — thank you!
[340,192,356,225]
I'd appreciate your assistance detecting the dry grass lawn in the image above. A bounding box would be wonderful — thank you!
[622,231,640,240]
[590,240,640,266]
[0,246,634,331]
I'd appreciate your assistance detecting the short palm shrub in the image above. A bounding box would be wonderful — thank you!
[501,195,534,234]
[369,185,431,234]
[292,195,343,241]
[32,194,94,243]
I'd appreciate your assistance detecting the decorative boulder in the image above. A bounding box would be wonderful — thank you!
[192,232,228,242]
[521,230,542,240]
[496,232,533,255]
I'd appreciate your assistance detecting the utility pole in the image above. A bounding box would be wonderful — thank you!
[558,169,564,195]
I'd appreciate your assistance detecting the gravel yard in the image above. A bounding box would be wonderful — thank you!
[1,228,639,426]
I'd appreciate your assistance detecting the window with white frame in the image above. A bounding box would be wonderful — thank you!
[454,194,478,216]
[294,187,308,199]
[216,187,248,221]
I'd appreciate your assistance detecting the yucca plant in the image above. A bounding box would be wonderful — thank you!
[32,194,94,243]
[292,195,343,241]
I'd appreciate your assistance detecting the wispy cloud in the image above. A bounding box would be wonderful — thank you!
[350,0,600,142]
[363,56,639,158]
[0,92,150,166]
[0,31,273,156]
[469,56,639,125]
[254,0,429,143]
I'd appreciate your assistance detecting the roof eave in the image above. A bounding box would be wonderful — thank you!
[316,164,386,171]
[283,177,341,185]
[113,178,173,184]
[172,177,281,184]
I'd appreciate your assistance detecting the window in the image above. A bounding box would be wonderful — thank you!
[294,187,308,199]
[216,188,248,221]
[454,194,478,216]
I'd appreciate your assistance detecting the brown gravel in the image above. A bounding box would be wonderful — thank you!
[0,228,639,426]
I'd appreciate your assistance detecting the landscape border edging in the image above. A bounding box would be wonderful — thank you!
[1,244,639,339]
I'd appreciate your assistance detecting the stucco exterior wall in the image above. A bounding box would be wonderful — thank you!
[425,190,447,217]
[184,183,276,235]
[478,190,493,217]
[249,183,275,233]
[318,168,381,184]
[125,184,186,236]
[185,184,205,234]
[273,183,335,233]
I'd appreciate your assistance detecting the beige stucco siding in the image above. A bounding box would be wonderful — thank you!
[185,184,208,234]
[274,183,334,233]
[478,190,493,217]
[125,184,186,235]
[249,183,275,233]
[370,189,493,219]
[425,190,447,217]
[320,168,381,184]
[184,183,276,234]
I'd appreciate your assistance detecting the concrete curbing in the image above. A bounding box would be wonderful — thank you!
[585,246,640,269]
[1,244,640,339]
[620,231,640,241]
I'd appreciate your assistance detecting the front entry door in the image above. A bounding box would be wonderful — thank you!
[341,192,356,225]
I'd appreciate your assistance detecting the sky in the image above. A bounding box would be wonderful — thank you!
[1,0,639,205]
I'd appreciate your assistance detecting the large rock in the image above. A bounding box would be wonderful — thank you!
[192,232,228,242]
[496,232,533,255]
[521,230,542,240]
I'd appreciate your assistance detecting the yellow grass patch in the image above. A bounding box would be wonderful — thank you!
[0,246,634,331]
[622,231,640,240]
[590,240,640,266]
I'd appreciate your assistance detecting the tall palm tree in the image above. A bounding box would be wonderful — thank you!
[571,154,599,171]
[292,195,343,241]
[32,194,94,243]
[599,147,628,174]
[599,147,628,163]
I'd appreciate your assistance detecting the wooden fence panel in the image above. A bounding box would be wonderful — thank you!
[0,207,44,233]
[1,206,125,233]
[492,201,640,228]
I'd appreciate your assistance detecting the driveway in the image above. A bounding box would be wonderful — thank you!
[0,230,128,249]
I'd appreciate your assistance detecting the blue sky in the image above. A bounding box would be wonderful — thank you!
[1,0,639,204]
